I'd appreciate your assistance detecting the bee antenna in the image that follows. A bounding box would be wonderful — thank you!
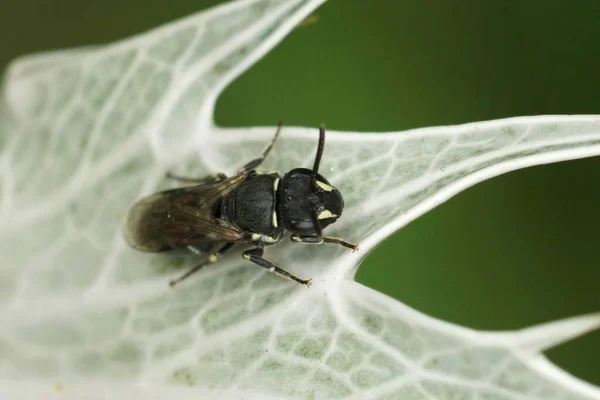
[312,124,326,176]
[311,124,326,239]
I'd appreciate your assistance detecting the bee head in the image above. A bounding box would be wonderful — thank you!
[278,168,343,235]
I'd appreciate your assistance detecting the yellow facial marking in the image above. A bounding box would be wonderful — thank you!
[317,210,337,220]
[316,181,334,192]
[243,254,251,260]
[251,233,262,241]
[272,211,278,228]
[273,177,280,192]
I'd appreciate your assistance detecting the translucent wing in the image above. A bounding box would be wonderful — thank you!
[124,175,246,252]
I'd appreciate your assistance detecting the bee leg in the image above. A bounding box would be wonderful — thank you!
[290,234,359,252]
[242,247,312,287]
[166,172,227,184]
[240,122,283,173]
[169,242,235,287]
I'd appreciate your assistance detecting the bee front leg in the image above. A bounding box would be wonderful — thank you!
[290,234,359,251]
[242,247,311,287]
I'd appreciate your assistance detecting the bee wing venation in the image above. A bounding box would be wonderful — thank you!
[124,175,246,252]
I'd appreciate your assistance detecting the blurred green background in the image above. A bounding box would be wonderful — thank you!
[2,0,599,387]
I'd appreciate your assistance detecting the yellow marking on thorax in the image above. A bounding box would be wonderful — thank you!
[272,177,280,228]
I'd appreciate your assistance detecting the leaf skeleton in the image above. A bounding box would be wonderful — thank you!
[123,123,358,288]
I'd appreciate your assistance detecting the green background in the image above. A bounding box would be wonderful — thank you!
[2,0,599,387]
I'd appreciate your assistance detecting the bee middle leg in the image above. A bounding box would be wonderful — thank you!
[170,242,235,287]
[290,234,359,251]
[240,122,283,173]
[166,172,227,184]
[242,247,311,287]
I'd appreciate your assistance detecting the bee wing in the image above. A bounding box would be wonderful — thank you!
[124,175,246,252]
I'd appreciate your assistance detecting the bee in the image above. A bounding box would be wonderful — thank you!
[123,123,357,287]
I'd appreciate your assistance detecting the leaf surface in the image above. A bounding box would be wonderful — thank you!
[0,1,599,399]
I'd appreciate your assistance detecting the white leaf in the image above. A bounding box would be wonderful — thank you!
[1,1,599,399]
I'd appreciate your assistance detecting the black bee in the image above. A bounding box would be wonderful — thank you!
[124,123,357,287]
